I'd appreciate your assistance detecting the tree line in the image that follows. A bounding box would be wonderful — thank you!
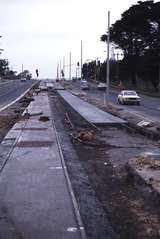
[82,0,160,92]
[0,43,32,80]
[0,58,32,80]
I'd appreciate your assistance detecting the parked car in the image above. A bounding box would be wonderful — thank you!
[117,90,141,105]
[80,79,89,90]
[97,82,107,90]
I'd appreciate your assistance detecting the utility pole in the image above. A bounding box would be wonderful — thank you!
[59,60,61,80]
[63,56,65,79]
[81,40,83,79]
[57,62,59,80]
[22,64,24,73]
[94,57,100,83]
[105,11,110,105]
[0,36,3,57]
[69,52,71,80]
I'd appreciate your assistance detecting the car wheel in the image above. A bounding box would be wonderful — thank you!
[137,102,140,105]
[118,99,121,104]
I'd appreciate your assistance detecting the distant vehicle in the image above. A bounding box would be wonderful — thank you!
[80,79,89,90]
[20,77,27,82]
[97,82,107,90]
[117,90,141,105]
[46,82,54,89]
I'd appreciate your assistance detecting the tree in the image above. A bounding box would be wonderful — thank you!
[101,1,157,57]
[17,70,32,80]
[0,59,9,76]
[101,0,160,90]
[82,61,97,80]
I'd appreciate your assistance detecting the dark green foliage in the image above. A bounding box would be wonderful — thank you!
[0,59,9,76]
[101,0,160,91]
[82,61,97,80]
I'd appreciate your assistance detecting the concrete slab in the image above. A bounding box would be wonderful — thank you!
[0,92,84,239]
[58,90,126,126]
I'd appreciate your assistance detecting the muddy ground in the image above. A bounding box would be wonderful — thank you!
[0,95,33,142]
[49,90,160,239]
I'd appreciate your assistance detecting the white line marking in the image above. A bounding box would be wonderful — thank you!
[49,166,63,170]
[0,82,37,113]
[0,81,10,85]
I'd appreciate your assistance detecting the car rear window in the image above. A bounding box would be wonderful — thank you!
[124,91,136,96]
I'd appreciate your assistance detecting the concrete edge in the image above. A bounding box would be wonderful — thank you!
[57,91,101,132]
[107,102,160,140]
[0,82,38,173]
[0,120,28,174]
[48,95,88,239]
[0,81,38,113]
[68,88,160,139]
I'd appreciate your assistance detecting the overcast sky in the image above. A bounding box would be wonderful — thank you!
[1,0,141,78]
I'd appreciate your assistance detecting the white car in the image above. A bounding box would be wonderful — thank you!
[117,90,141,105]
[97,82,107,90]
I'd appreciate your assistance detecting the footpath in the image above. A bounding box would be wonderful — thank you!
[0,92,86,239]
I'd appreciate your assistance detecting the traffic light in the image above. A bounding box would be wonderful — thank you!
[77,62,80,66]
[36,69,39,77]
[61,70,64,77]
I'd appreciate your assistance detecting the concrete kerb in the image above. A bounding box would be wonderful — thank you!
[56,91,101,132]
[107,102,160,140]
[50,109,88,239]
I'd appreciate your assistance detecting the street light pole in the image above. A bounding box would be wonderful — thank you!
[60,60,62,80]
[105,11,110,105]
[57,62,59,80]
[63,56,65,79]
[69,52,71,80]
[81,40,83,79]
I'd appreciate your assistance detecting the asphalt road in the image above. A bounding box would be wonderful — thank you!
[0,79,37,111]
[73,80,160,122]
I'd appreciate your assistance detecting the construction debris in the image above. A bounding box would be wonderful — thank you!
[34,89,41,95]
[19,96,34,104]
[135,154,160,170]
[24,110,43,117]
[70,130,96,144]
[39,116,50,122]
[65,112,74,128]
